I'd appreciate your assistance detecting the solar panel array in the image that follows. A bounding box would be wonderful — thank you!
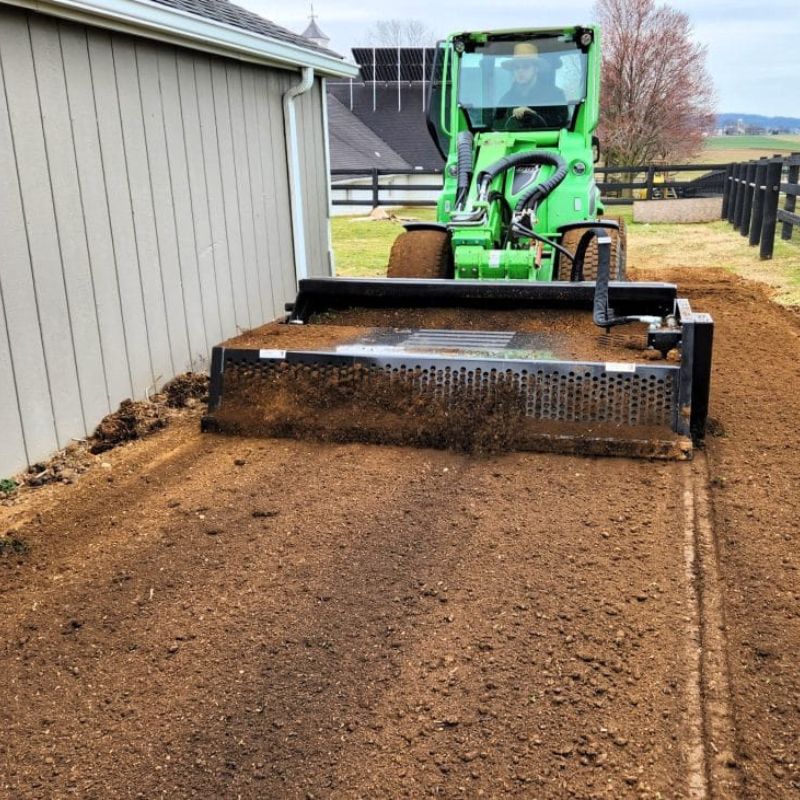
[351,48,437,82]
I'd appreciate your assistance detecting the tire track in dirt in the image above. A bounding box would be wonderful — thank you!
[686,456,739,800]
[639,267,800,797]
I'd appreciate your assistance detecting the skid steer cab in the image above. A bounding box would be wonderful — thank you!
[387,26,624,283]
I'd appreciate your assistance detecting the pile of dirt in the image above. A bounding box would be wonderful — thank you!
[163,372,209,408]
[17,443,98,489]
[3,374,209,497]
[90,399,168,454]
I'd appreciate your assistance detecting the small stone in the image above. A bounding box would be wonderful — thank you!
[101,462,112,470]
[205,529,221,536]
[234,458,246,466]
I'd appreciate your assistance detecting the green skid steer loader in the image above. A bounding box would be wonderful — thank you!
[202,26,714,458]
[387,26,624,282]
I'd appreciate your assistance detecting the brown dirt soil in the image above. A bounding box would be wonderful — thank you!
[386,229,452,278]
[226,310,662,364]
[163,372,209,409]
[635,267,800,797]
[0,420,696,799]
[1,268,799,798]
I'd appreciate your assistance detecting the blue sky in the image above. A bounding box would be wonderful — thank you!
[243,0,800,118]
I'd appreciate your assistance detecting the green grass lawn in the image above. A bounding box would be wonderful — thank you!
[332,208,436,278]
[331,203,800,305]
[697,134,800,165]
[703,134,800,152]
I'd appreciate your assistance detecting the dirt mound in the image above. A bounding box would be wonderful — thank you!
[163,372,209,408]
[90,399,168,454]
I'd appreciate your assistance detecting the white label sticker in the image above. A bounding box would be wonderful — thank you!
[489,251,502,267]
[605,362,637,373]
[259,349,286,359]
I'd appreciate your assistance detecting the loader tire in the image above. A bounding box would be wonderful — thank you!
[561,217,627,281]
[387,229,453,279]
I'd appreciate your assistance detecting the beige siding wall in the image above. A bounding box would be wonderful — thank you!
[0,6,331,475]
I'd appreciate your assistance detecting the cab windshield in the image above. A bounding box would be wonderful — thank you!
[457,35,587,131]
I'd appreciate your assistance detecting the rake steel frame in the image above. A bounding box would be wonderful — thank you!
[205,278,713,443]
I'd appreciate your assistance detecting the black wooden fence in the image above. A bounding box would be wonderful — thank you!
[721,153,800,259]
[331,163,729,208]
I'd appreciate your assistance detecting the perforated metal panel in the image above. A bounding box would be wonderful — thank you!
[217,349,680,430]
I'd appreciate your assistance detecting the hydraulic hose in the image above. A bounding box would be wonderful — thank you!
[455,131,474,209]
[476,151,568,211]
[579,227,637,329]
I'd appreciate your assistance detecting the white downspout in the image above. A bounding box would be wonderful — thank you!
[283,66,314,284]
[320,77,336,276]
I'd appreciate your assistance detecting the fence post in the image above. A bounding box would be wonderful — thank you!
[645,165,655,200]
[727,163,740,224]
[720,163,733,219]
[759,158,784,260]
[781,154,799,241]
[749,159,768,247]
[371,168,379,209]
[733,163,748,231]
[740,161,757,237]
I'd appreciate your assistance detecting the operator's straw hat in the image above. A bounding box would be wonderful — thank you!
[503,42,541,69]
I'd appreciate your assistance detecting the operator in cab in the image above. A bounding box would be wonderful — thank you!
[499,42,569,129]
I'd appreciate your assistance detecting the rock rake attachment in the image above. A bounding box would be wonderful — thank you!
[202,278,713,460]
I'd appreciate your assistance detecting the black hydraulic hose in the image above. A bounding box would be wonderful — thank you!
[455,131,474,209]
[512,222,574,264]
[513,155,568,212]
[582,227,637,329]
[475,151,568,210]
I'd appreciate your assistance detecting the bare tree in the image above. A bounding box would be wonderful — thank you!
[594,0,715,165]
[366,19,436,47]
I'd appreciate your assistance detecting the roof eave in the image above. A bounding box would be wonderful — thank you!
[6,0,359,78]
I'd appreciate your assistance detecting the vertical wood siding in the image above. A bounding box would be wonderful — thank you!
[0,7,331,475]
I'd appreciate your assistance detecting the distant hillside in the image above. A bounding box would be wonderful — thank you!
[717,113,800,130]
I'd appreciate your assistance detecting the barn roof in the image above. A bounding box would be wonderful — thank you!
[10,0,359,78]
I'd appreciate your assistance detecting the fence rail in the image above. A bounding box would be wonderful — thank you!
[721,153,800,259]
[331,163,731,208]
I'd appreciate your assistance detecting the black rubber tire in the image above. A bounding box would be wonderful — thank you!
[386,230,453,279]
[561,217,627,281]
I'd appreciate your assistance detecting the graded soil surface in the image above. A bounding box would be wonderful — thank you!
[638,268,800,797]
[1,268,799,799]
[226,308,663,365]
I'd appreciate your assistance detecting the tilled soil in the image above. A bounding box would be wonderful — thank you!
[640,268,800,797]
[0,427,694,799]
[226,308,662,365]
[1,268,798,799]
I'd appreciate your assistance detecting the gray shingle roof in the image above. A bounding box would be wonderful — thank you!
[149,0,341,58]
[328,95,411,174]
[328,83,444,170]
